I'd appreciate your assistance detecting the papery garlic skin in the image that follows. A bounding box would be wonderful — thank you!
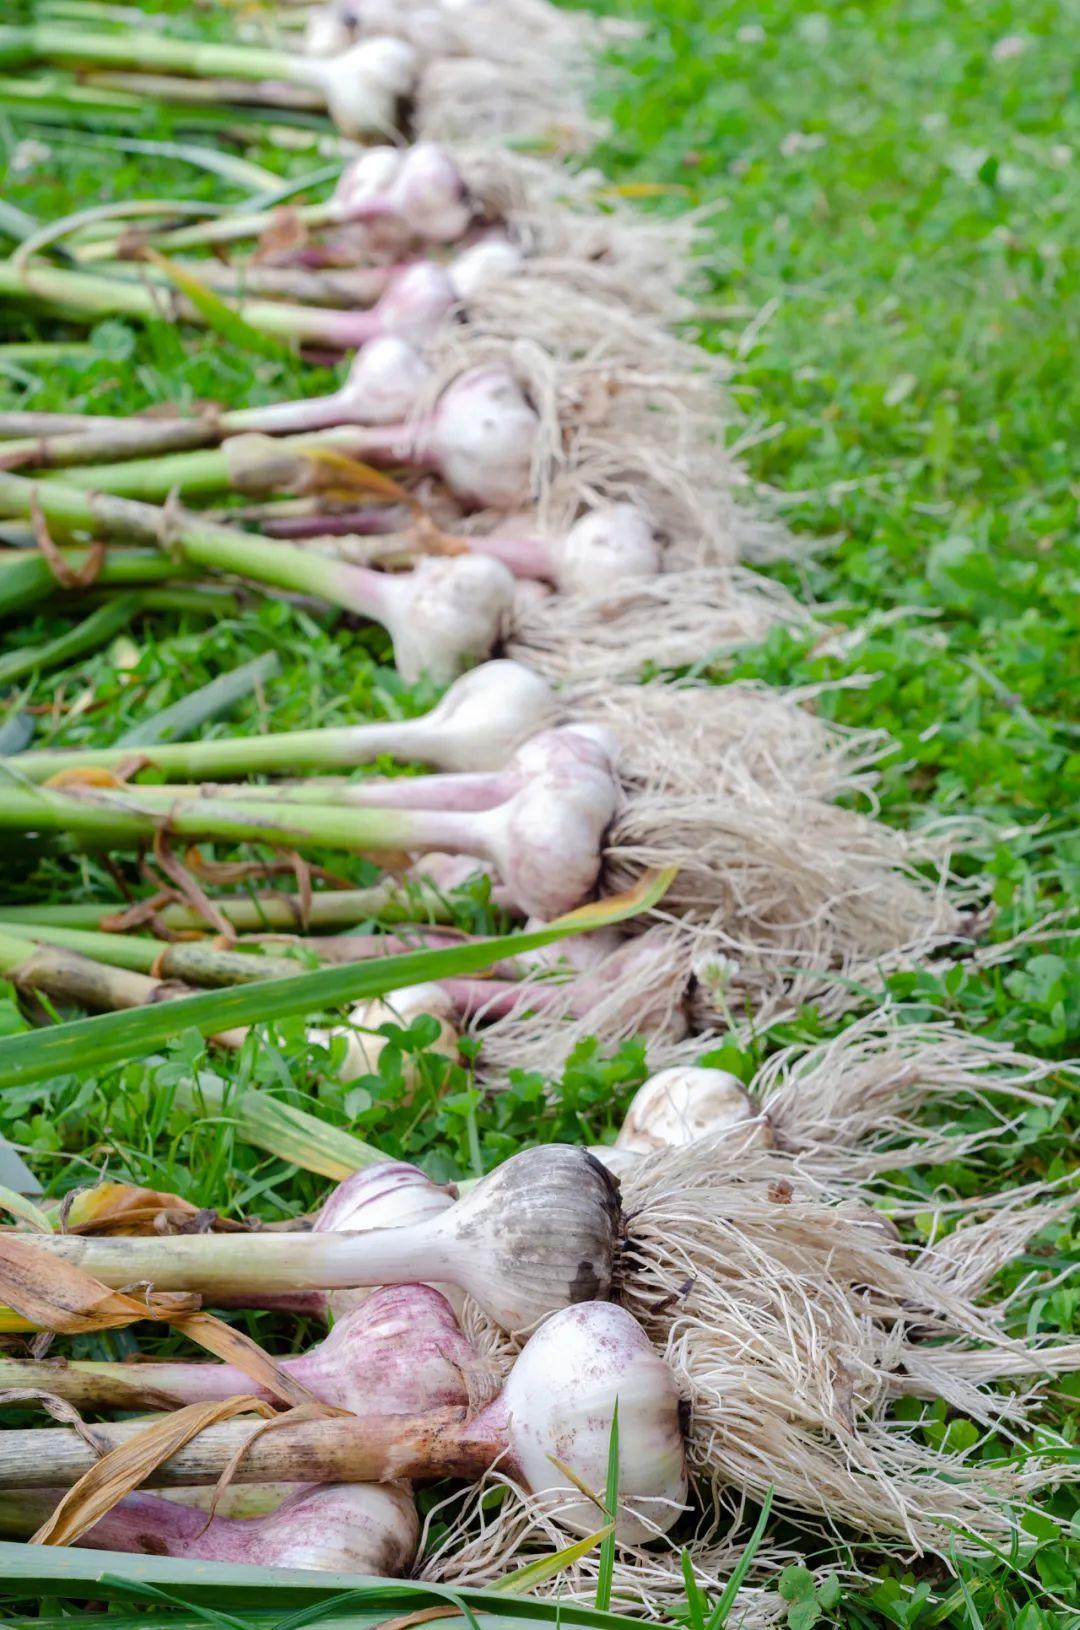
[616,1067,772,1156]
[485,1301,687,1542]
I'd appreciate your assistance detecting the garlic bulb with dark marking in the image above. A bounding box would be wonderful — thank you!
[34,1145,624,1336]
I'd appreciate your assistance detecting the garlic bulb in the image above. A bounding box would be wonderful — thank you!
[330,144,404,214]
[337,335,434,425]
[390,660,554,772]
[298,38,418,138]
[484,1301,687,1542]
[549,503,661,596]
[369,260,456,345]
[315,1159,457,1233]
[311,982,459,1087]
[467,725,619,918]
[616,1067,772,1155]
[425,365,538,510]
[373,140,473,243]
[449,235,525,298]
[376,554,515,683]
[331,141,472,244]
[66,1481,418,1573]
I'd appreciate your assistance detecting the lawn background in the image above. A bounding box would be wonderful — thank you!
[0,0,1077,1623]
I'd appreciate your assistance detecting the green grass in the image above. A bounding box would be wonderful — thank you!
[0,0,1078,1624]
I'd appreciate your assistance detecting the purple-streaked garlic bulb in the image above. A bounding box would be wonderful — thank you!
[2,1284,477,1416]
[29,1481,418,1574]
[616,1067,773,1156]
[374,553,515,683]
[469,725,619,919]
[364,259,457,345]
[475,1301,687,1542]
[295,38,418,138]
[331,141,472,243]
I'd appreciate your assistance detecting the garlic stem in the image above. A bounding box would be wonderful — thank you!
[22,1145,622,1334]
[0,470,514,682]
[7,659,551,785]
[0,881,456,933]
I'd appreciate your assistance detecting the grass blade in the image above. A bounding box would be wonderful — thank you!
[0,594,139,685]
[0,1541,680,1626]
[706,1487,774,1630]
[0,870,674,1089]
[594,1402,619,1612]
[172,1075,385,1180]
[143,250,295,360]
[0,1141,42,1195]
[493,1525,616,1596]
[117,650,281,747]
